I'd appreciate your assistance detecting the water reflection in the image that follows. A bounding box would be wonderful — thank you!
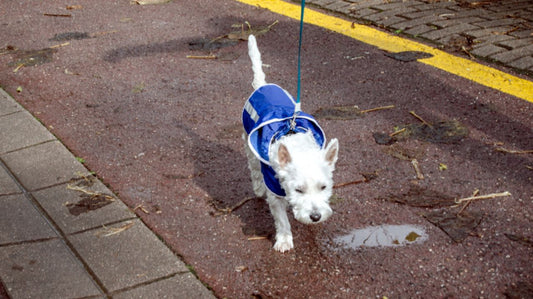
[334,224,428,249]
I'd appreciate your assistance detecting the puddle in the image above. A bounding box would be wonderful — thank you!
[334,224,428,249]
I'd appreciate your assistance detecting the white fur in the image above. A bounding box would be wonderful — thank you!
[245,35,339,252]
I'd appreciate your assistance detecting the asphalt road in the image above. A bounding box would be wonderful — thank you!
[1,0,532,298]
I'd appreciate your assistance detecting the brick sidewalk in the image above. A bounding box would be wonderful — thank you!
[0,89,215,298]
[297,0,533,75]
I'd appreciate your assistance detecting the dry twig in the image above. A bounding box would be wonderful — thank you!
[134,204,150,214]
[411,159,424,180]
[100,222,135,237]
[66,184,115,201]
[186,55,217,59]
[389,127,406,137]
[212,197,258,216]
[43,13,72,17]
[409,111,432,127]
[495,147,533,154]
[455,191,511,204]
[247,236,268,241]
[360,105,395,114]
[457,189,479,214]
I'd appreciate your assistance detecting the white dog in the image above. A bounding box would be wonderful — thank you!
[242,35,339,252]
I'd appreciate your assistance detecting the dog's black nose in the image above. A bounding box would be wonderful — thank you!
[310,212,321,222]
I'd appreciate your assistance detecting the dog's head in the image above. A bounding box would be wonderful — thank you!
[270,131,339,224]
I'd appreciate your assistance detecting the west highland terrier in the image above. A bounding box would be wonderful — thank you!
[242,35,339,252]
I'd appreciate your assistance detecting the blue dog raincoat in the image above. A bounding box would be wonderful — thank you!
[243,84,326,196]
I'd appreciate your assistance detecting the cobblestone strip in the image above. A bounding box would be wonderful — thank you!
[295,0,533,75]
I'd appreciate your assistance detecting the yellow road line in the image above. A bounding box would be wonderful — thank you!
[235,0,533,103]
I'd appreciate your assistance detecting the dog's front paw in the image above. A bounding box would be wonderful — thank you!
[273,234,293,252]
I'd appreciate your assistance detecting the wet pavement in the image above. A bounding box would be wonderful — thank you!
[1,0,532,298]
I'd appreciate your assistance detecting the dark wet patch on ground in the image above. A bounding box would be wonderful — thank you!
[504,281,533,299]
[66,194,114,216]
[186,21,278,61]
[374,120,469,144]
[382,185,456,208]
[49,31,91,41]
[382,143,426,161]
[66,174,115,216]
[188,38,239,51]
[504,233,533,248]
[423,209,483,242]
[397,120,469,143]
[384,51,433,62]
[7,48,57,67]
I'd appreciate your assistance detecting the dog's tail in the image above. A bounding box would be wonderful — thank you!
[248,35,267,90]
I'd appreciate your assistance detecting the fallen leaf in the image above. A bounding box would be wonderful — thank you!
[423,210,483,242]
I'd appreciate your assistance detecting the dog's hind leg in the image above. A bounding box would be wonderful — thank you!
[248,35,267,90]
[244,133,267,198]
[266,194,293,252]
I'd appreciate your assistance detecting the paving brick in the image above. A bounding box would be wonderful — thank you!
[473,18,525,29]
[347,0,390,10]
[399,8,455,20]
[363,8,413,23]
[411,1,457,9]
[324,0,352,12]
[68,219,188,292]
[403,24,435,36]
[508,55,533,69]
[33,181,136,234]
[470,44,507,57]
[112,273,215,299]
[350,7,380,18]
[0,239,102,298]
[509,29,533,38]
[0,194,57,244]
[0,89,22,117]
[420,23,479,40]
[1,141,90,191]
[431,17,486,28]
[0,111,56,154]
[497,37,533,49]
[306,0,337,6]
[372,2,413,11]
[389,15,441,30]
[465,27,514,38]
[0,167,20,195]
[472,35,516,48]
[490,44,533,63]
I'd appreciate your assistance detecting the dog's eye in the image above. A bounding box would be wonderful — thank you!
[320,185,326,191]
[295,188,304,194]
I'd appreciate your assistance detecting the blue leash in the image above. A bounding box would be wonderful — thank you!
[295,0,305,112]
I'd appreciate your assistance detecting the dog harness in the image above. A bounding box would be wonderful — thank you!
[242,84,326,196]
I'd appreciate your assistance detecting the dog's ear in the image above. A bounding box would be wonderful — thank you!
[324,138,339,167]
[278,144,292,168]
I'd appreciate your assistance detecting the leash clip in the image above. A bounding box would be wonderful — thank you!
[289,110,300,132]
